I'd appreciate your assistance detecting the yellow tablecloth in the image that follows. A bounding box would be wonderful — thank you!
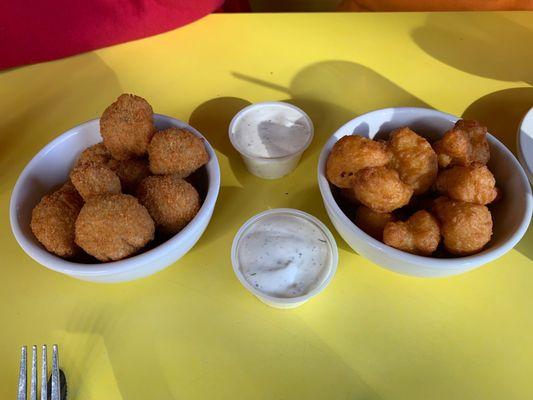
[1,11,532,400]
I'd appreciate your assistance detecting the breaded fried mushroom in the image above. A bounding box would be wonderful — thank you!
[433,119,490,168]
[433,197,493,255]
[30,181,84,258]
[148,128,209,177]
[383,210,441,256]
[113,158,151,194]
[435,163,498,205]
[137,175,200,235]
[70,162,121,201]
[326,135,391,188]
[355,206,395,240]
[75,194,155,261]
[388,127,438,194]
[75,143,113,167]
[100,94,155,160]
[352,166,413,213]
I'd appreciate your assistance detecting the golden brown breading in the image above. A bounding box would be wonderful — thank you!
[435,163,498,205]
[388,127,438,194]
[148,128,209,177]
[433,119,490,168]
[100,94,155,160]
[351,166,413,213]
[70,162,121,201]
[137,175,200,235]
[326,135,391,188]
[113,158,151,194]
[76,143,113,167]
[75,194,154,261]
[383,210,441,256]
[30,181,84,258]
[354,205,394,240]
[433,197,493,255]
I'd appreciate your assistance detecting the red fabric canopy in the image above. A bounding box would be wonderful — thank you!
[0,0,249,70]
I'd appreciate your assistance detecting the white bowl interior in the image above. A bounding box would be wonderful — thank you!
[318,107,532,269]
[10,114,220,277]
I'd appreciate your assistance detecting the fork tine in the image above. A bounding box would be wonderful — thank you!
[41,346,47,400]
[51,345,60,400]
[30,346,37,400]
[17,346,27,400]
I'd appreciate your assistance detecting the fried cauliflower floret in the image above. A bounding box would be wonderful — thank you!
[433,197,493,255]
[137,175,200,235]
[30,181,84,258]
[113,158,151,194]
[351,166,413,213]
[148,128,209,177]
[435,163,498,205]
[326,135,391,188]
[100,94,155,160]
[388,127,438,194]
[354,205,395,240]
[433,119,490,168]
[70,162,121,201]
[383,210,441,256]
[75,194,155,261]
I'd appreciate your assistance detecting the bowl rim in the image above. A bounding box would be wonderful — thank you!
[317,106,533,269]
[10,113,221,276]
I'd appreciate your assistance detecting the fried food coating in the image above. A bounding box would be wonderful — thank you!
[433,197,493,255]
[30,181,84,258]
[148,128,209,177]
[75,194,155,261]
[354,205,394,240]
[435,163,498,205]
[352,166,413,213]
[388,127,438,194]
[70,162,121,201]
[326,135,391,188]
[383,210,441,256]
[137,175,200,235]
[76,143,113,167]
[100,94,155,160]
[113,158,151,194]
[433,119,490,168]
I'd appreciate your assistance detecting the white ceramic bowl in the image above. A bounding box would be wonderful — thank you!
[317,107,533,278]
[10,114,220,283]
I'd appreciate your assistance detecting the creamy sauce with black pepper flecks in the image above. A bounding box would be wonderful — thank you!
[237,212,332,298]
[231,104,311,158]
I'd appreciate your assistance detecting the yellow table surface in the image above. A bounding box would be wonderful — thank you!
[1,11,532,400]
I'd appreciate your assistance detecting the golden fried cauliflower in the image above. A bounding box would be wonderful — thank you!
[388,127,438,195]
[433,197,493,255]
[352,166,413,213]
[354,205,395,240]
[433,119,490,168]
[383,210,441,256]
[100,94,155,160]
[137,175,200,235]
[148,128,209,177]
[30,181,84,258]
[70,162,121,201]
[326,135,391,188]
[75,194,155,261]
[435,163,498,205]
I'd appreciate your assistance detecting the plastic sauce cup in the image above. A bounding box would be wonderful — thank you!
[229,102,314,179]
[231,208,338,309]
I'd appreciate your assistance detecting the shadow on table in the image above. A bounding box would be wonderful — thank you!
[0,53,123,195]
[412,13,533,85]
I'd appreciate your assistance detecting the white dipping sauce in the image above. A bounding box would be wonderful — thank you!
[231,104,312,158]
[237,212,332,298]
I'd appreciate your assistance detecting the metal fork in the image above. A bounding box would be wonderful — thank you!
[17,344,60,400]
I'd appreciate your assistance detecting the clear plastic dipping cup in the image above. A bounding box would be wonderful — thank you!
[231,208,338,309]
[229,102,314,179]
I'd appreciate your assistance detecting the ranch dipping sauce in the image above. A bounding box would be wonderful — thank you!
[232,209,338,308]
[229,102,314,179]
